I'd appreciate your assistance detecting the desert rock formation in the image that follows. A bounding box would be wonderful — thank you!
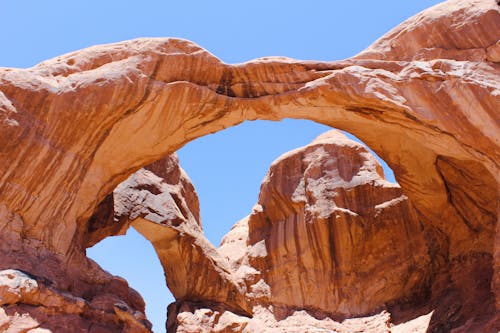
[234,130,430,315]
[110,156,250,315]
[179,129,432,331]
[0,0,499,331]
[167,130,496,332]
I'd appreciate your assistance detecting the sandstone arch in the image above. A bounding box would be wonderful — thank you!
[0,0,499,331]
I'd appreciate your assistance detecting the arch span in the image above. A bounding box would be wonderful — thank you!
[0,0,498,331]
[1,36,497,256]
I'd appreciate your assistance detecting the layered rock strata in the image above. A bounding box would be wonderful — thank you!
[0,0,498,331]
[109,155,249,315]
[0,260,151,332]
[235,130,431,315]
[167,130,496,332]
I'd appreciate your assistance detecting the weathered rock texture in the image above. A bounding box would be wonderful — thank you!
[239,130,430,315]
[167,130,496,332]
[111,155,249,315]
[0,0,498,331]
[0,264,151,332]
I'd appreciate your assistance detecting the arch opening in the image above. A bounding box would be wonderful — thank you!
[85,118,408,332]
[87,229,171,333]
[84,114,497,332]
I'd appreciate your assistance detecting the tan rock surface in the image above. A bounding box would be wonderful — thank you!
[0,268,151,332]
[169,301,395,333]
[169,130,430,332]
[0,0,498,331]
[170,130,497,332]
[242,130,430,315]
[110,155,250,315]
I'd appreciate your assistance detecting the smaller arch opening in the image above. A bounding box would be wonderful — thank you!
[87,228,172,333]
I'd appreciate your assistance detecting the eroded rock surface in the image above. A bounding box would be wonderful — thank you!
[0,0,498,331]
[111,155,250,315]
[238,130,430,315]
[0,267,151,332]
[168,130,497,332]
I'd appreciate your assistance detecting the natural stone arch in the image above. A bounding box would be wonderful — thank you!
[0,0,498,331]
[2,37,497,256]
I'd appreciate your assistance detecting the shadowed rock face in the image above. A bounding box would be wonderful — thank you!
[0,0,498,331]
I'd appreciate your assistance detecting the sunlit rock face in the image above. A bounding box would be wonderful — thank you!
[169,131,496,333]
[0,0,498,331]
[197,130,431,331]
[241,130,431,315]
[110,155,250,315]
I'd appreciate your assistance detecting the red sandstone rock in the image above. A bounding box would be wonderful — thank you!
[0,0,498,331]
[168,130,430,332]
[0,269,150,332]
[170,130,493,332]
[243,130,430,314]
[111,155,249,315]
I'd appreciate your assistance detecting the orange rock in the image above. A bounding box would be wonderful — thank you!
[244,130,430,315]
[111,155,250,315]
[171,130,489,332]
[0,0,498,331]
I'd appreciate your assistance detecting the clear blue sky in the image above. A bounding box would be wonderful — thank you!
[0,1,442,331]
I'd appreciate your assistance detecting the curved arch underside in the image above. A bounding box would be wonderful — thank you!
[0,0,499,331]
